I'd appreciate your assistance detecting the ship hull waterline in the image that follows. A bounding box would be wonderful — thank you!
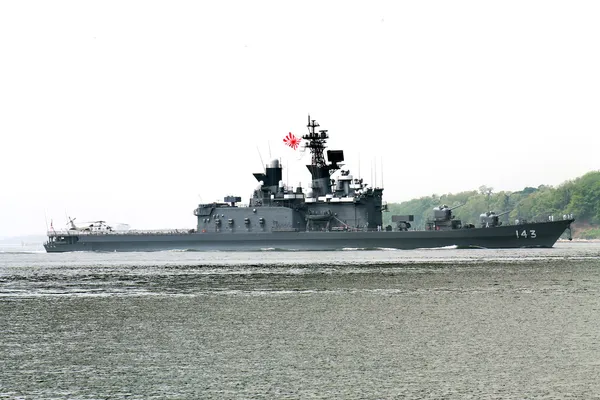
[44,219,573,253]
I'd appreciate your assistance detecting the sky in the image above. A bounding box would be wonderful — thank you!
[1,1,599,237]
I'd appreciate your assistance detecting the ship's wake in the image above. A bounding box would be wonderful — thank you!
[416,245,459,250]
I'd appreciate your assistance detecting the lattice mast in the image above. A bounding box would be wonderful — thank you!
[302,115,341,196]
[303,115,327,167]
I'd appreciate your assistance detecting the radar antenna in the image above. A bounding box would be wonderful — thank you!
[302,115,344,197]
[303,115,327,167]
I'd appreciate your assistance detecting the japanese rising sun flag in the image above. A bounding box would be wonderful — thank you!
[283,132,301,150]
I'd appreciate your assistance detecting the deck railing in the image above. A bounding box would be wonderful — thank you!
[47,229,195,236]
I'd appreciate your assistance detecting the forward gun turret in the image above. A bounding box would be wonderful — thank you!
[480,210,510,228]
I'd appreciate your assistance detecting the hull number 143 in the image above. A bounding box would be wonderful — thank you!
[516,230,537,238]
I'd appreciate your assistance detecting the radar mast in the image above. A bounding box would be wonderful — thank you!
[303,115,327,167]
[303,115,343,197]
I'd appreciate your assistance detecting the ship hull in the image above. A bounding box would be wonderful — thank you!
[43,219,573,253]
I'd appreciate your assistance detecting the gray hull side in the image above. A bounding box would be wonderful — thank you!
[44,219,572,252]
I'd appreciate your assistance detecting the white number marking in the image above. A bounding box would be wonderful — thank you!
[516,229,537,239]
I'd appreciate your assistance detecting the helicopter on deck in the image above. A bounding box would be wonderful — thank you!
[66,217,116,232]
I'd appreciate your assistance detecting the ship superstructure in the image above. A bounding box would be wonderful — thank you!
[194,116,385,235]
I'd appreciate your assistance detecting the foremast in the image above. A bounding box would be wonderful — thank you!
[303,115,343,197]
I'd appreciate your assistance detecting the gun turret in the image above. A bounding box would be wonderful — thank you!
[433,203,465,222]
[480,210,511,228]
[426,203,465,231]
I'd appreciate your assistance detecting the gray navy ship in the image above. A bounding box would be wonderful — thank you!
[44,117,574,252]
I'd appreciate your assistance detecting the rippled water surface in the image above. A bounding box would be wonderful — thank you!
[2,242,600,399]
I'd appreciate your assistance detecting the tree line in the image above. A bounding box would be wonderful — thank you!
[383,171,600,239]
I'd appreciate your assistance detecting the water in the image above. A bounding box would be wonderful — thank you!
[2,242,600,399]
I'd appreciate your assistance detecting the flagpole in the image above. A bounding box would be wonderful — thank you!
[256,147,264,170]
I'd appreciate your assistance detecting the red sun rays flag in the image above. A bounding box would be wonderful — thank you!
[283,132,301,150]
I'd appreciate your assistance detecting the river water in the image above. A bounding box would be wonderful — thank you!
[1,242,600,399]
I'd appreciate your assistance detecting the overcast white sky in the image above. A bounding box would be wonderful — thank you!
[1,1,599,237]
